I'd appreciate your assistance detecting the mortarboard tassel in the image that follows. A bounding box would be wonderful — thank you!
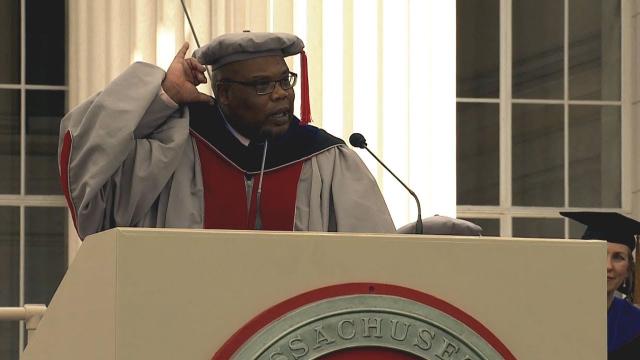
[300,50,312,124]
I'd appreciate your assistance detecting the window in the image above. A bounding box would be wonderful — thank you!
[0,0,68,358]
[456,0,627,238]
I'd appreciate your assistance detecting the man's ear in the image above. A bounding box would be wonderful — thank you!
[216,83,231,105]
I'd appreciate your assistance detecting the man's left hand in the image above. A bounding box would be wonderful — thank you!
[162,42,212,105]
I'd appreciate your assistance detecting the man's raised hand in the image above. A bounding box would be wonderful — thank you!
[161,42,212,105]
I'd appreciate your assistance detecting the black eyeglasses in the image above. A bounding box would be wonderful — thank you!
[218,72,298,95]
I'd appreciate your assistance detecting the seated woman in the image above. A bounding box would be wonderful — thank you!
[561,211,640,359]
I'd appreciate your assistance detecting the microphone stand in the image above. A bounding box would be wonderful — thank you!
[349,132,423,235]
[361,147,423,234]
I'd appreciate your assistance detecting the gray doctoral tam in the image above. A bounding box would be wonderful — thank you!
[193,32,304,70]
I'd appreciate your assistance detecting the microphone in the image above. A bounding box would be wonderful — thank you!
[349,133,423,234]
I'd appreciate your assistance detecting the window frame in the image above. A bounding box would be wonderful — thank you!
[0,0,69,355]
[456,0,633,238]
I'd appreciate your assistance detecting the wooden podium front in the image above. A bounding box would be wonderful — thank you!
[22,228,605,359]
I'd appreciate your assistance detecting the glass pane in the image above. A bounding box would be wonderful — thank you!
[457,0,499,98]
[0,323,18,360]
[0,90,20,194]
[25,207,67,305]
[568,218,587,240]
[457,103,499,205]
[569,106,621,207]
[26,91,65,194]
[569,0,621,100]
[512,104,564,207]
[461,218,500,237]
[0,0,20,83]
[0,207,19,306]
[0,207,20,360]
[26,0,66,85]
[512,0,564,99]
[513,217,564,239]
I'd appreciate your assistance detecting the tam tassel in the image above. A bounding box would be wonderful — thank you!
[300,50,312,124]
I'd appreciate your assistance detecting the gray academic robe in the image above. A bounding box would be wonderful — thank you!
[59,62,395,239]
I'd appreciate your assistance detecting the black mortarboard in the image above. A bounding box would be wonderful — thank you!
[560,211,640,251]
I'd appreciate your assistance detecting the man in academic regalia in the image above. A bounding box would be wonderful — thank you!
[58,32,395,239]
[561,211,640,359]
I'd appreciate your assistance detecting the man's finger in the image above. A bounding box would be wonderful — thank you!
[194,71,207,84]
[192,74,205,86]
[189,68,203,84]
[186,57,206,72]
[175,42,189,59]
[192,57,206,72]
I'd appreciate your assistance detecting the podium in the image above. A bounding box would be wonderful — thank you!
[22,228,605,359]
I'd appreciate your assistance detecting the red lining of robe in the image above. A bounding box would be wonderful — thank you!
[60,130,79,231]
[194,135,303,230]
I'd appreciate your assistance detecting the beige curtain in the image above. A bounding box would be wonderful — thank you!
[68,0,292,106]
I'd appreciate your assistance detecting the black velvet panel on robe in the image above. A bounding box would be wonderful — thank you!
[188,101,345,174]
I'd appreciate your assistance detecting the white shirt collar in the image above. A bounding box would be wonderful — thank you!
[224,119,251,146]
[218,106,251,146]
